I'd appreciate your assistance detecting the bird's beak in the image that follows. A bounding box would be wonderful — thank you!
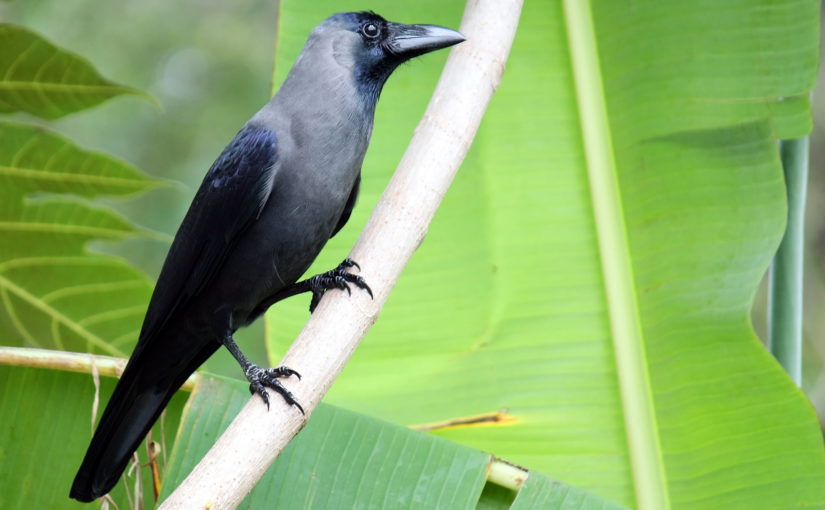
[386,23,465,60]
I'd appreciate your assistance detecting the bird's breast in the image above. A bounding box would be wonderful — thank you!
[283,112,370,199]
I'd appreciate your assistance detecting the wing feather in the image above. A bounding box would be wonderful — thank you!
[138,124,278,342]
[331,172,360,238]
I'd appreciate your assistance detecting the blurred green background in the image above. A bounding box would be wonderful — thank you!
[1,0,823,429]
[0,0,282,374]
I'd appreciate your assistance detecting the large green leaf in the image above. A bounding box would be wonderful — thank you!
[0,365,187,509]
[162,375,489,509]
[0,121,158,356]
[0,23,142,119]
[161,374,625,509]
[265,1,825,508]
[511,471,629,510]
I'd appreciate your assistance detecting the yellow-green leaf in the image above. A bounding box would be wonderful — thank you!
[0,121,158,355]
[160,374,624,509]
[0,23,143,119]
[266,1,825,508]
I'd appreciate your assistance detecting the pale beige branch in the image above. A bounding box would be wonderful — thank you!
[0,346,198,391]
[159,1,523,507]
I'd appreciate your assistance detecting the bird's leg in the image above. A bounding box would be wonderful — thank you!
[255,258,373,315]
[220,333,304,413]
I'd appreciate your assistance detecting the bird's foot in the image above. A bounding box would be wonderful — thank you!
[245,364,304,414]
[308,258,373,312]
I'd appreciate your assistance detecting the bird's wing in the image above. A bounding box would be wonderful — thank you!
[139,124,278,342]
[331,172,360,238]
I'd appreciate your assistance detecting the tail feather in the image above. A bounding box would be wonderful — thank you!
[70,330,218,502]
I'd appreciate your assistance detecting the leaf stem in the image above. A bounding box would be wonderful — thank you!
[0,346,198,391]
[487,457,527,491]
[562,1,669,509]
[769,136,809,385]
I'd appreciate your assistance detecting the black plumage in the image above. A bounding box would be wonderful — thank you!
[70,11,463,502]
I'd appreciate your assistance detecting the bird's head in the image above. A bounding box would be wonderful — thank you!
[309,11,465,100]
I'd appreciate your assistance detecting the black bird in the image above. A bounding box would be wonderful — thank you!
[69,11,463,502]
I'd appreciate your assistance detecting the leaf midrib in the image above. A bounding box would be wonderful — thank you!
[0,272,125,356]
[0,82,131,94]
[562,1,669,509]
[0,221,135,239]
[0,164,151,189]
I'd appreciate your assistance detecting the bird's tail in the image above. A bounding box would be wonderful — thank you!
[69,326,218,502]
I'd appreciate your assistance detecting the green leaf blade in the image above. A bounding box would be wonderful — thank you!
[0,121,155,198]
[161,375,491,509]
[0,365,187,509]
[595,0,824,506]
[0,24,144,119]
[266,1,825,508]
[512,470,630,510]
[160,375,624,509]
[0,257,150,355]
[0,121,158,355]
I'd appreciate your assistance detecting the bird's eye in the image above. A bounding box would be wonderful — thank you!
[361,23,380,39]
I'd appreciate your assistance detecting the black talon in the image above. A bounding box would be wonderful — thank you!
[266,366,301,380]
[304,258,373,312]
[249,381,270,409]
[309,293,322,313]
[340,258,360,271]
[245,363,304,414]
[222,330,303,413]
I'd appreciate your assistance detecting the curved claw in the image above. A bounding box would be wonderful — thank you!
[246,364,304,414]
[307,259,373,312]
[340,258,361,271]
[249,381,271,410]
[266,366,301,380]
[352,276,373,299]
[345,274,373,299]
[332,276,347,292]
[309,293,322,313]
